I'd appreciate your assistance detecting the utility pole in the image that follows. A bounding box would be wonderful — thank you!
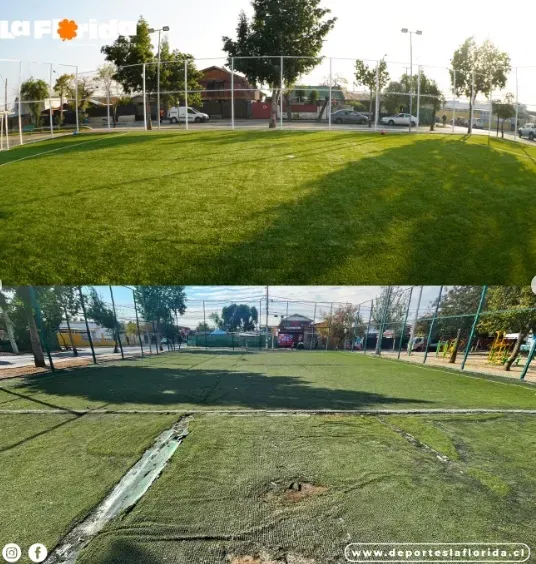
[265,286,269,350]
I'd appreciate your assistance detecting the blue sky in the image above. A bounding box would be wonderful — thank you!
[2,0,535,107]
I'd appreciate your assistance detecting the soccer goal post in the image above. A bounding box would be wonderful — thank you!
[0,112,10,151]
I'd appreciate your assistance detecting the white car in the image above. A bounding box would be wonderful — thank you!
[380,113,418,127]
[518,123,536,140]
[168,106,210,124]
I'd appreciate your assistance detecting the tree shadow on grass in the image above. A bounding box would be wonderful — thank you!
[184,136,536,284]
[14,361,431,411]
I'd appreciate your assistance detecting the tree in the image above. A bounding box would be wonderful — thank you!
[196,322,210,332]
[219,304,259,332]
[0,289,19,354]
[412,71,444,130]
[478,286,536,371]
[20,78,49,126]
[53,287,81,356]
[223,0,336,128]
[308,89,319,105]
[322,304,362,349]
[86,289,120,353]
[68,76,95,117]
[450,38,511,134]
[125,321,138,345]
[354,59,389,127]
[209,312,224,329]
[15,287,46,367]
[54,73,74,124]
[492,93,515,138]
[382,81,406,116]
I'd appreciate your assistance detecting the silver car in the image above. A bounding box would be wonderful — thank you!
[380,113,418,126]
[518,123,536,140]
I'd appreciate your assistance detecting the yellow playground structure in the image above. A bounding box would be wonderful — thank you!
[488,331,514,365]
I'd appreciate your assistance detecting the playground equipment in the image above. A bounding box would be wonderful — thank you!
[488,332,513,365]
[436,337,466,359]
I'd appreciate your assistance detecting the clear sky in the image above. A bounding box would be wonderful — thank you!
[1,0,535,107]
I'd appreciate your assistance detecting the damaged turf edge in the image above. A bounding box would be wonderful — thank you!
[46,416,192,564]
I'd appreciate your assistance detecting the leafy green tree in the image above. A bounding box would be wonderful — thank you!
[53,287,81,356]
[354,59,389,127]
[478,286,536,371]
[20,78,49,126]
[86,289,120,353]
[220,304,259,331]
[209,312,224,329]
[53,73,74,124]
[410,71,444,130]
[450,37,511,134]
[223,0,336,128]
[15,287,46,367]
[308,89,319,105]
[196,321,210,332]
[372,287,409,339]
[382,81,406,115]
[492,93,515,138]
[322,304,362,349]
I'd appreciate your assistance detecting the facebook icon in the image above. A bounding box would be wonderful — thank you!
[28,544,47,563]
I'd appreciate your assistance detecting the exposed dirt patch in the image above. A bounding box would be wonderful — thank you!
[263,480,328,504]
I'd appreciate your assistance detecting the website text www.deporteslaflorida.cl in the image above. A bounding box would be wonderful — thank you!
[344,543,531,563]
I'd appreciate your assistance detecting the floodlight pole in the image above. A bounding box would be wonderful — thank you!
[142,64,147,131]
[423,286,443,364]
[157,29,161,131]
[78,286,97,364]
[109,286,124,360]
[460,285,487,370]
[409,32,413,133]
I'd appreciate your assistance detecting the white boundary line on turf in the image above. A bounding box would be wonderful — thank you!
[0,132,129,168]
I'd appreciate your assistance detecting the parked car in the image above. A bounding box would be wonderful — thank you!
[331,109,368,125]
[472,118,485,129]
[380,113,418,126]
[518,123,536,140]
[168,106,210,124]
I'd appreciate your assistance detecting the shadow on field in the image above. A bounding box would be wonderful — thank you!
[15,361,430,410]
[81,539,154,564]
[187,136,535,284]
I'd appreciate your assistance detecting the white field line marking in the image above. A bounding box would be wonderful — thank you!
[0,132,129,168]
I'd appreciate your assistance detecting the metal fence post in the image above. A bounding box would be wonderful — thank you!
[423,286,443,364]
[353,304,361,352]
[520,338,536,380]
[109,286,124,360]
[18,60,23,145]
[328,58,333,130]
[461,285,487,370]
[364,300,373,354]
[29,286,55,371]
[326,302,333,350]
[132,290,144,357]
[398,287,413,359]
[416,66,421,128]
[74,66,79,134]
[376,287,392,355]
[470,70,475,133]
[184,59,189,131]
[514,67,519,142]
[49,64,54,137]
[78,286,97,364]
[408,285,423,355]
[106,84,111,131]
[203,300,207,348]
[488,75,493,138]
[231,57,235,130]
[452,69,456,135]
[142,63,147,131]
[310,302,317,350]
[374,60,380,132]
[280,56,284,130]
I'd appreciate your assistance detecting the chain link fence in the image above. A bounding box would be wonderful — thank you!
[2,56,536,147]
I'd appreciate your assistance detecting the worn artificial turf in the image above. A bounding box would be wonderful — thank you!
[77,413,536,563]
[1,131,534,284]
[0,350,535,412]
[0,413,178,558]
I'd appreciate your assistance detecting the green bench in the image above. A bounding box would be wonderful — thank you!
[22,124,36,134]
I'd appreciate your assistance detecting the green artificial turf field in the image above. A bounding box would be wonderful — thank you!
[77,414,536,563]
[1,131,534,284]
[1,351,535,563]
[0,350,535,412]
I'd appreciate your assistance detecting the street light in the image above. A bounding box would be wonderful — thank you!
[401,28,422,133]
[148,26,170,130]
